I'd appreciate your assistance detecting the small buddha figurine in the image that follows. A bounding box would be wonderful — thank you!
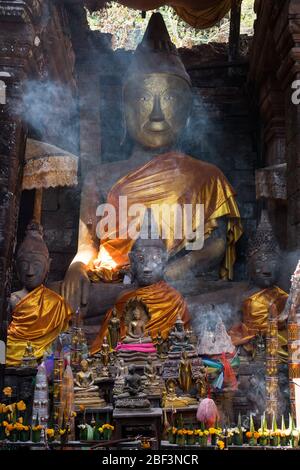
[74,359,106,408]
[178,351,193,394]
[7,221,72,366]
[116,358,128,381]
[163,378,197,408]
[108,308,120,349]
[21,341,38,368]
[123,299,152,344]
[116,365,151,408]
[74,359,98,391]
[155,330,168,358]
[99,336,110,377]
[144,357,159,386]
[169,316,195,353]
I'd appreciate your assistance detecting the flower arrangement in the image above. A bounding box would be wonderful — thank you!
[0,389,31,442]
[217,439,225,450]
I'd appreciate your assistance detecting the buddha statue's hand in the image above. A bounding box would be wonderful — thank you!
[62,261,90,311]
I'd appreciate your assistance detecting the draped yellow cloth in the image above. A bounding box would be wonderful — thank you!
[93,152,243,281]
[174,0,232,29]
[90,280,190,354]
[229,286,288,359]
[100,1,232,29]
[6,285,73,366]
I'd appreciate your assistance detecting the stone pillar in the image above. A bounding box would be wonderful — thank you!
[229,0,242,62]
[275,0,300,250]
[0,0,42,386]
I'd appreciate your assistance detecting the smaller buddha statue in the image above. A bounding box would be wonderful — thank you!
[7,221,72,366]
[74,359,97,391]
[115,365,151,409]
[108,308,120,349]
[90,209,190,355]
[123,299,152,344]
[113,358,128,396]
[195,366,208,399]
[99,336,110,377]
[229,211,288,360]
[74,359,106,408]
[21,341,38,368]
[155,330,168,358]
[163,378,197,408]
[178,351,193,394]
[143,357,159,386]
[169,316,195,353]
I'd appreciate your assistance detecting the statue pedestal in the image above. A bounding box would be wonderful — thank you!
[74,386,107,410]
[113,408,162,449]
[116,343,158,367]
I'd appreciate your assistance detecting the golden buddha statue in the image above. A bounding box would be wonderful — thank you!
[163,378,197,409]
[21,341,38,368]
[6,222,72,366]
[178,351,193,394]
[108,308,121,349]
[61,12,242,318]
[74,359,97,391]
[123,299,152,344]
[229,211,288,359]
[74,359,106,408]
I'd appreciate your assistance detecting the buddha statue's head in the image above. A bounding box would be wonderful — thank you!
[129,209,168,286]
[248,210,280,288]
[124,13,192,149]
[80,359,89,372]
[174,316,184,332]
[16,221,50,291]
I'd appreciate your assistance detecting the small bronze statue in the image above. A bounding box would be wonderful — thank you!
[123,298,152,344]
[108,308,120,349]
[21,341,38,368]
[155,330,168,358]
[178,351,193,394]
[115,365,151,409]
[74,359,106,409]
[163,378,197,408]
[99,336,110,377]
[169,316,195,353]
[144,357,159,386]
[74,359,97,391]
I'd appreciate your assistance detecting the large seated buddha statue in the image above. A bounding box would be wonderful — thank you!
[61,12,243,317]
[229,210,288,360]
[6,222,72,366]
[90,211,190,353]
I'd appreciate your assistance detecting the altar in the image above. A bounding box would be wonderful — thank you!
[1,0,300,455]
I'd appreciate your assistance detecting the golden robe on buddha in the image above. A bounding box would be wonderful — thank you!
[6,285,72,366]
[92,152,243,281]
[90,280,189,354]
[229,286,288,359]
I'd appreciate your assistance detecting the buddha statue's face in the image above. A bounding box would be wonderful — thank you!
[17,252,49,291]
[129,245,168,286]
[81,360,88,372]
[133,309,141,321]
[249,252,279,288]
[124,73,192,149]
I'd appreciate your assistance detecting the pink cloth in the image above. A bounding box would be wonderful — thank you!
[196,398,220,428]
[116,342,157,353]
